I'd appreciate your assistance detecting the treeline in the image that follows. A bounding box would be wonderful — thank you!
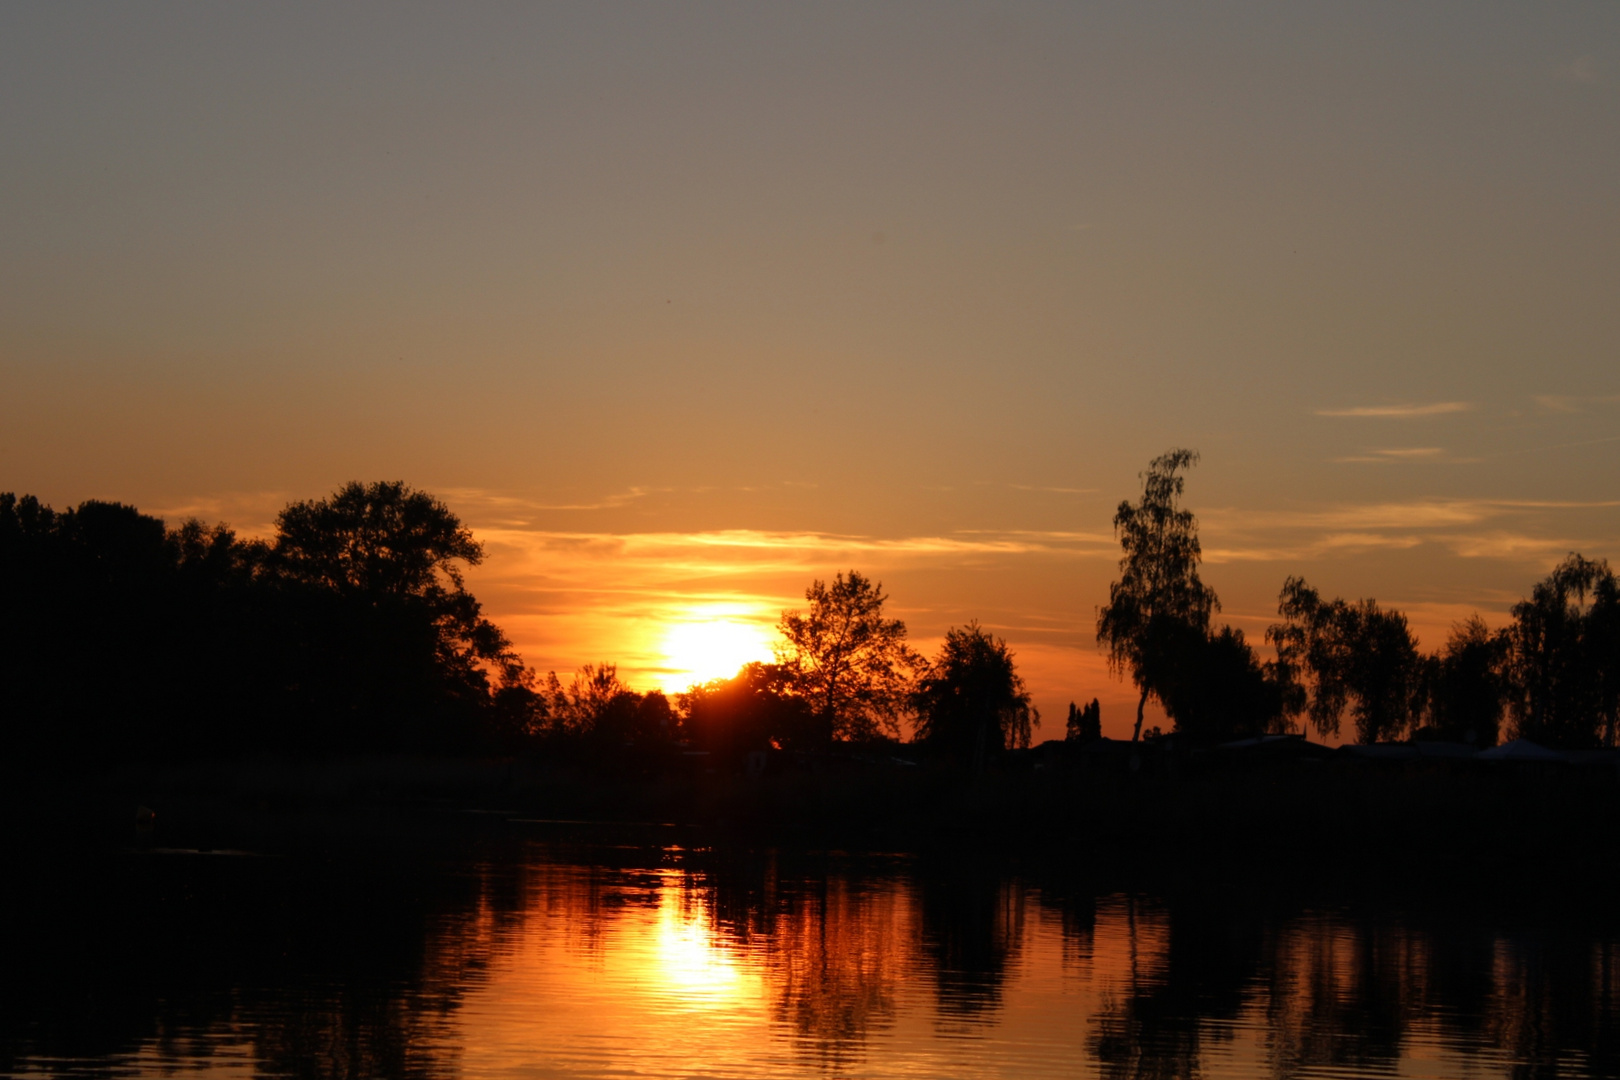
[1097,450,1620,750]
[455,572,1037,767]
[5,461,1615,763]
[0,484,1034,763]
[0,483,530,758]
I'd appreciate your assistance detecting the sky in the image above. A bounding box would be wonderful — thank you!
[3,3,1617,737]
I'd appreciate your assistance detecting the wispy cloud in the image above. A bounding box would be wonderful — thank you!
[473,525,1115,605]
[1009,484,1098,494]
[145,492,290,535]
[1333,447,1452,464]
[1198,498,1619,564]
[1203,533,1426,563]
[478,527,1116,581]
[1316,402,1473,418]
[1535,395,1584,414]
[1443,531,1595,561]
[1533,393,1620,414]
[443,485,656,513]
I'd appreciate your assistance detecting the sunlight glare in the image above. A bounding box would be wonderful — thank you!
[659,606,775,688]
[653,893,744,1007]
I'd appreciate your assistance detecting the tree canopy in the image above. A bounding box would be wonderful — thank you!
[273,480,484,599]
[0,484,530,758]
[265,482,527,750]
[1154,624,1294,743]
[1268,577,1423,744]
[776,571,921,743]
[1096,449,1220,742]
[1505,554,1618,749]
[1420,616,1509,746]
[1066,699,1102,743]
[912,623,1038,765]
[679,662,818,756]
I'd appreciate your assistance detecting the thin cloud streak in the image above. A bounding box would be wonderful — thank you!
[1198,497,1619,564]
[1008,484,1099,494]
[467,500,1615,587]
[1532,394,1620,415]
[145,492,290,536]
[1332,447,1467,464]
[442,485,657,512]
[1317,402,1473,418]
[1201,497,1620,532]
[477,527,1118,577]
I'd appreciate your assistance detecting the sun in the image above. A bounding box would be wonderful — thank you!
[659,606,776,688]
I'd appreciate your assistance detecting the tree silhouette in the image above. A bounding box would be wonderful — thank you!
[1419,616,1509,746]
[533,663,636,740]
[0,483,534,758]
[273,482,524,680]
[776,571,921,743]
[912,623,1038,766]
[1268,578,1422,743]
[1066,699,1102,743]
[269,481,528,750]
[679,662,818,755]
[1154,624,1294,743]
[275,481,482,597]
[1505,554,1618,748]
[0,494,267,757]
[1096,450,1219,743]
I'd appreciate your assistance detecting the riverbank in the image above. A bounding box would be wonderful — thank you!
[7,745,1619,889]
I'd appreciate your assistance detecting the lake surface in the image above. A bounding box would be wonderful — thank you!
[3,823,1617,1079]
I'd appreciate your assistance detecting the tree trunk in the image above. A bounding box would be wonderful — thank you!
[1131,687,1147,742]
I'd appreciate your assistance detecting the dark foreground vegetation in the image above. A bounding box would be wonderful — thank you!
[4,455,1619,859]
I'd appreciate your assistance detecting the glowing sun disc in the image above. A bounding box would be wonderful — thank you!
[660,613,774,688]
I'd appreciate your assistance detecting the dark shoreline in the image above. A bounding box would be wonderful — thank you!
[9,748,1620,896]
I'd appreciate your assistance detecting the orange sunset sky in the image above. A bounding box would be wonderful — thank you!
[3,4,1617,737]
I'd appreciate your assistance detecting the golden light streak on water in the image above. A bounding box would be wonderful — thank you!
[5,845,1600,1079]
[434,858,1543,1080]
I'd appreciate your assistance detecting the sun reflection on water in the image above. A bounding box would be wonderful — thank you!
[651,885,746,1008]
[26,846,1611,1080]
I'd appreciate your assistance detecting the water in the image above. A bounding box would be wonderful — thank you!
[3,825,1616,1079]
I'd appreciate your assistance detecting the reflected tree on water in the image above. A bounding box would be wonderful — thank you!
[916,859,1026,1024]
[1068,886,1620,1080]
[1087,893,1255,1080]
[0,849,502,1080]
[761,876,905,1070]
